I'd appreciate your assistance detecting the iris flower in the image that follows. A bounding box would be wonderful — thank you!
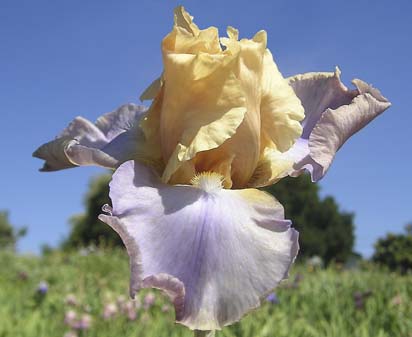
[33,6,390,335]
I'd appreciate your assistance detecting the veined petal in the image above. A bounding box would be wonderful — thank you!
[168,29,268,188]
[207,30,266,188]
[260,50,305,153]
[140,6,221,103]
[163,6,221,55]
[247,50,304,187]
[33,104,148,171]
[288,68,357,139]
[99,161,298,330]
[140,75,163,102]
[141,7,248,185]
[158,51,247,183]
[286,69,391,181]
[248,145,300,188]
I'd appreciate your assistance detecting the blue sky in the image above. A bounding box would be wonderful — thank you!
[1,0,411,256]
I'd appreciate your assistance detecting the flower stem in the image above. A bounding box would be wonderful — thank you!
[194,330,215,337]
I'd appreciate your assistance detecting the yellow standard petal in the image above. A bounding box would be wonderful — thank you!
[141,6,305,189]
[212,29,267,188]
[160,52,247,183]
[167,28,268,188]
[260,49,304,152]
[142,6,248,186]
[249,49,305,187]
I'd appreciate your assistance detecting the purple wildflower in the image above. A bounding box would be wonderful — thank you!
[143,292,156,309]
[266,293,279,304]
[120,301,137,321]
[36,281,48,295]
[64,294,78,306]
[64,310,77,327]
[74,314,92,330]
[17,271,28,281]
[353,290,373,310]
[102,303,118,320]
[161,304,171,313]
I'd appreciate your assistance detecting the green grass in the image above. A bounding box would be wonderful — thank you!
[0,250,411,337]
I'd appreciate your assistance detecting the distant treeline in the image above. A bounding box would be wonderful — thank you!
[0,211,26,251]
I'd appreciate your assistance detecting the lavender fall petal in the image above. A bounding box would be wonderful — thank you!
[99,160,298,330]
[33,104,147,171]
[284,69,391,181]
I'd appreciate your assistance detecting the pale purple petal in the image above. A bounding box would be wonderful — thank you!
[99,161,298,330]
[285,69,391,181]
[289,68,357,139]
[33,104,147,171]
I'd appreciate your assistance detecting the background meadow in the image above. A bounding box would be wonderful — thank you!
[1,249,411,337]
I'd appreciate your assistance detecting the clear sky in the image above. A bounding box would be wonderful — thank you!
[1,0,410,256]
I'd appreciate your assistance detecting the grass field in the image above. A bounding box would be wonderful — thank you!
[0,250,411,337]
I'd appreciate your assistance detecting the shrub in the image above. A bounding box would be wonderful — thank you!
[372,224,412,274]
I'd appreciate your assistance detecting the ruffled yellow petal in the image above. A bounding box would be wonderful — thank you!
[160,53,247,182]
[140,6,221,103]
[140,75,163,101]
[260,49,304,152]
[139,87,164,170]
[141,7,305,188]
[141,7,250,185]
[163,6,221,55]
[248,147,294,187]
[244,49,305,187]
[209,29,267,187]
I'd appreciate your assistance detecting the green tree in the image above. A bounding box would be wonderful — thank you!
[372,223,412,274]
[263,175,355,264]
[62,174,122,249]
[0,210,27,250]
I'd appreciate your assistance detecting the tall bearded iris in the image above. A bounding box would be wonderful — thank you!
[34,6,390,334]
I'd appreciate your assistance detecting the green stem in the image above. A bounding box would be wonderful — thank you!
[194,330,215,337]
